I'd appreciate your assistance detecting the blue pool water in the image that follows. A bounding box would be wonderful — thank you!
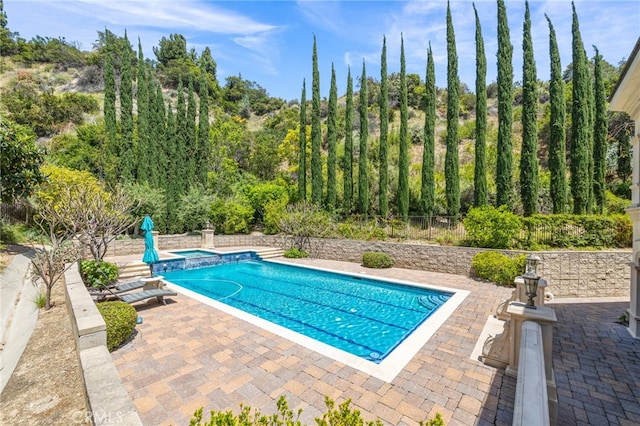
[162,260,452,363]
[170,249,218,259]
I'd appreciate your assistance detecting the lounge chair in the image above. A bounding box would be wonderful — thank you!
[94,280,177,305]
[89,279,146,301]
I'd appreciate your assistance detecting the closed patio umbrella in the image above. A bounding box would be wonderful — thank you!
[141,215,159,275]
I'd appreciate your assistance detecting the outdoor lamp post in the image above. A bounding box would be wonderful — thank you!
[523,254,541,309]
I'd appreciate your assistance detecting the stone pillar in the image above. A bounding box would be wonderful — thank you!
[202,229,215,249]
[496,276,547,321]
[628,120,640,339]
[152,231,159,251]
[507,302,558,425]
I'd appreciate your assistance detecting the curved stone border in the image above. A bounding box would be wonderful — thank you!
[64,263,142,426]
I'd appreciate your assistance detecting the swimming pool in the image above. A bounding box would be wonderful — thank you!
[163,258,469,381]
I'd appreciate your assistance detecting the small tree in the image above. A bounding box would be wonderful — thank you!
[30,207,78,310]
[278,202,332,254]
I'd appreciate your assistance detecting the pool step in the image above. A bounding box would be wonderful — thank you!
[255,248,285,260]
[117,261,151,280]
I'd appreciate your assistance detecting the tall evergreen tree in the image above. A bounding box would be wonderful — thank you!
[420,43,436,217]
[136,38,149,183]
[473,4,487,207]
[326,64,338,210]
[165,103,180,232]
[343,69,354,213]
[570,2,591,215]
[196,70,210,187]
[103,50,117,182]
[585,52,595,212]
[593,46,607,214]
[496,0,514,208]
[379,36,389,218]
[175,78,187,192]
[520,1,539,216]
[546,15,567,214]
[298,79,307,201]
[185,77,198,186]
[398,34,410,222]
[311,35,323,205]
[445,2,460,217]
[152,83,167,189]
[145,72,160,187]
[357,60,369,216]
[119,31,135,183]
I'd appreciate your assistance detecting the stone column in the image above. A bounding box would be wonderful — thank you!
[202,229,215,248]
[152,231,159,251]
[628,119,640,338]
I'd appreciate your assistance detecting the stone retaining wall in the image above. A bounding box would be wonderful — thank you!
[107,234,632,298]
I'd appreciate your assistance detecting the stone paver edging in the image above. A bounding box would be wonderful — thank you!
[64,263,143,425]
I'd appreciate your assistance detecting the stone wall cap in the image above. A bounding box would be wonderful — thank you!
[507,302,557,323]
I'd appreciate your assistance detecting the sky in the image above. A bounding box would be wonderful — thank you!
[4,0,640,101]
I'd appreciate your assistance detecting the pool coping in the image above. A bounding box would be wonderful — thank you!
[163,257,470,382]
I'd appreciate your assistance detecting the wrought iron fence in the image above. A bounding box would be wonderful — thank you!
[1,202,34,225]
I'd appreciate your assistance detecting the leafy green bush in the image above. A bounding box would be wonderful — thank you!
[96,301,137,352]
[79,260,119,288]
[362,251,394,269]
[464,206,521,249]
[284,247,308,258]
[263,197,288,235]
[0,223,29,244]
[606,191,631,214]
[278,202,332,250]
[471,251,526,287]
[521,214,632,248]
[337,218,386,241]
[210,197,255,234]
[190,394,443,426]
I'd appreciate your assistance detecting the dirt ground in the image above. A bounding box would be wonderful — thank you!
[0,245,90,425]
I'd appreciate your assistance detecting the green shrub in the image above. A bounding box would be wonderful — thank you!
[79,260,119,288]
[606,191,631,214]
[362,251,394,269]
[471,251,526,286]
[284,247,308,258]
[263,196,289,235]
[464,206,521,249]
[0,223,29,244]
[210,197,255,234]
[337,218,386,241]
[521,213,632,248]
[96,301,137,352]
[190,394,443,426]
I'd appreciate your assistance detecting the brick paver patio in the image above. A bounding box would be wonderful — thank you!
[110,254,639,425]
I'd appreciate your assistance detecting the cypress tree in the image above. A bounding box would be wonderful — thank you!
[326,64,338,210]
[473,4,487,207]
[379,36,389,218]
[165,103,180,233]
[570,2,591,215]
[593,46,607,214]
[175,78,187,192]
[520,1,539,217]
[103,50,117,182]
[136,38,149,183]
[357,60,369,216]
[298,79,307,201]
[546,15,567,214]
[343,69,354,213]
[398,34,410,222]
[585,53,595,212]
[445,2,460,217]
[185,76,197,186]
[197,70,210,187]
[119,31,135,182]
[145,72,160,187]
[311,35,323,205]
[420,43,436,217]
[496,0,514,208]
[153,84,166,189]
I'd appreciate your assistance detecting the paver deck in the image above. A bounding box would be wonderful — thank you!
[109,254,640,425]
